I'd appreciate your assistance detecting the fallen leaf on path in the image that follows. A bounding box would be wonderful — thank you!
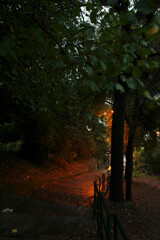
[2,208,13,213]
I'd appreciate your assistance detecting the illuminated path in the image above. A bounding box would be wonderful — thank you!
[0,171,103,239]
[24,170,105,207]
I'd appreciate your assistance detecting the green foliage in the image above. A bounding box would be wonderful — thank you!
[1,0,160,166]
[0,140,22,153]
[137,144,160,175]
[143,90,153,100]
[92,122,109,161]
[142,101,160,131]
[95,137,108,161]
[0,122,16,142]
[116,83,125,92]
[136,0,159,14]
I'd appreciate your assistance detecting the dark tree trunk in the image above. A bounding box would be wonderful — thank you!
[125,126,136,201]
[125,90,139,201]
[109,85,128,202]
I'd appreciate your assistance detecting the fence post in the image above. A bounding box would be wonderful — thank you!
[114,214,119,240]
[102,174,105,191]
[94,181,97,218]
[97,191,100,237]
[100,193,103,239]
[94,172,132,240]
[107,215,111,240]
[107,173,110,191]
[99,177,101,192]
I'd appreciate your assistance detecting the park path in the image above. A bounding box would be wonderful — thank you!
[0,160,103,240]
[23,171,104,207]
[0,157,160,240]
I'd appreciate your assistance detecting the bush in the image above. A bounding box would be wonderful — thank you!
[0,140,23,153]
[137,146,160,175]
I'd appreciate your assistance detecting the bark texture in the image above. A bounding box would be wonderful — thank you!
[109,85,128,201]
[125,127,136,201]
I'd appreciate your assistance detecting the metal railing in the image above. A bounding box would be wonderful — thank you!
[94,170,132,240]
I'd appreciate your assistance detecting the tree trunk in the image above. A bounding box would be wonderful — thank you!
[109,86,128,202]
[125,126,136,201]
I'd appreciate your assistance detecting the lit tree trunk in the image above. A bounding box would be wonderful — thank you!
[109,85,128,202]
[125,126,136,201]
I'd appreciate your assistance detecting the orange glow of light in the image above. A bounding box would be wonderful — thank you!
[108,166,111,171]
[97,107,129,152]
[96,107,114,147]
[124,121,129,153]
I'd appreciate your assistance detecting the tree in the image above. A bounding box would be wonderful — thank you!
[125,67,160,200]
[97,0,160,201]
[0,0,110,162]
[1,0,160,201]
[0,1,91,159]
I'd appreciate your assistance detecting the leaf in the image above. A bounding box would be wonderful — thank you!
[127,12,138,24]
[31,27,43,41]
[137,79,145,88]
[12,69,18,75]
[146,26,159,36]
[90,11,97,24]
[116,83,125,93]
[89,81,99,92]
[100,60,107,71]
[130,25,136,30]
[120,62,133,73]
[8,49,17,59]
[132,67,141,78]
[85,27,94,37]
[141,40,148,46]
[108,0,118,6]
[67,52,75,62]
[90,55,97,64]
[149,60,159,68]
[0,48,8,57]
[137,60,149,69]
[120,75,127,82]
[86,66,93,75]
[86,2,94,11]
[123,54,131,64]
[136,0,156,14]
[55,59,64,68]
[126,77,136,89]
[147,101,156,109]
[11,229,18,233]
[143,90,153,100]
[57,19,65,26]
[120,12,129,25]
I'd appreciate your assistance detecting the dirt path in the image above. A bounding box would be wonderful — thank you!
[133,176,160,188]
[21,171,104,208]
[0,158,105,207]
[0,158,160,240]
[106,177,160,240]
[0,159,101,240]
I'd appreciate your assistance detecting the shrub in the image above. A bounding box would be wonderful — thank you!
[0,140,23,152]
[137,145,160,175]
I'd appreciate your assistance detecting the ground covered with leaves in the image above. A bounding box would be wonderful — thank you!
[106,177,160,240]
[0,157,160,240]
